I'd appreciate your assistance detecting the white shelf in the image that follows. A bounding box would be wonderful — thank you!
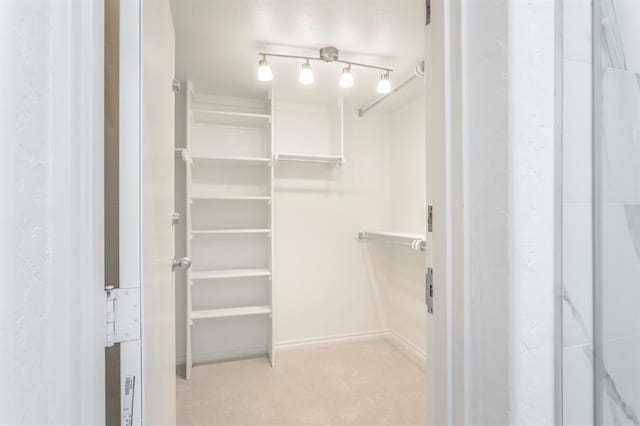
[191,228,270,235]
[274,152,344,165]
[192,109,271,127]
[191,156,271,166]
[191,195,271,202]
[190,185,269,201]
[190,268,271,281]
[190,305,272,320]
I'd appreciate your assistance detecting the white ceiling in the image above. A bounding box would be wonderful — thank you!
[170,0,426,112]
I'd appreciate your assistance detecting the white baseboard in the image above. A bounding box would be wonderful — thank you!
[274,329,392,351]
[175,345,267,365]
[176,329,426,367]
[385,330,427,364]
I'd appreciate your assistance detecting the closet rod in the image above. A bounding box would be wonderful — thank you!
[357,61,424,117]
[357,231,427,252]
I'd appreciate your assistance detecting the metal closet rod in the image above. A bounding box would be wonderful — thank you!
[357,231,427,252]
[258,52,393,73]
[357,61,425,117]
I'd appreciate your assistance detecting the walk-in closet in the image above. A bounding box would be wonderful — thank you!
[171,1,431,423]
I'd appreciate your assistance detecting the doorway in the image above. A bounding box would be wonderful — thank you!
[170,1,432,424]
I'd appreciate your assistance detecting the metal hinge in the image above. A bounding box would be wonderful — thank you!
[426,268,434,314]
[427,205,433,232]
[172,79,181,93]
[105,286,141,347]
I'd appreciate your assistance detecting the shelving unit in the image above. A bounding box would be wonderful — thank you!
[182,82,275,379]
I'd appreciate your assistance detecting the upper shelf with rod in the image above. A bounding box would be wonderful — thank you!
[357,231,427,252]
[272,96,345,167]
[273,153,344,166]
[357,61,425,117]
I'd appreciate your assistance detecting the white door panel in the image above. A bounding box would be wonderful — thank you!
[119,0,143,423]
[119,0,176,424]
[142,0,176,423]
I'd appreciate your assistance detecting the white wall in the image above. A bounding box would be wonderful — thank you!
[377,96,428,356]
[0,1,104,423]
[273,108,392,346]
[508,2,557,423]
[430,0,557,423]
[463,1,557,422]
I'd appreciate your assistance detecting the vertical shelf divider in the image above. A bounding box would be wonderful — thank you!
[268,88,276,367]
[185,81,194,379]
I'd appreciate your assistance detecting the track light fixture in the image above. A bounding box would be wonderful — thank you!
[257,46,392,92]
[339,65,354,89]
[298,59,314,85]
[376,71,391,94]
[257,55,273,82]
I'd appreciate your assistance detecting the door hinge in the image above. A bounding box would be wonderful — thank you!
[426,268,434,314]
[427,205,433,233]
[105,286,141,347]
[172,79,181,93]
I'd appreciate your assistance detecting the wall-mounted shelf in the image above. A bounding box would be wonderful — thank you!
[273,96,345,166]
[190,195,271,202]
[191,228,271,236]
[191,109,271,127]
[357,231,427,251]
[189,184,269,201]
[191,268,272,281]
[191,156,271,166]
[190,305,272,320]
[273,152,344,166]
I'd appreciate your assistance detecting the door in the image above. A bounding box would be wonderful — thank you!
[141,0,176,423]
[118,0,176,424]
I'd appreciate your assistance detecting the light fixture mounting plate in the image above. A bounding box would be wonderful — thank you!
[319,46,339,62]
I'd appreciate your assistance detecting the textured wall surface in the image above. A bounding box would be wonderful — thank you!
[509,1,557,423]
[1,1,104,423]
[2,2,54,423]
[452,0,557,423]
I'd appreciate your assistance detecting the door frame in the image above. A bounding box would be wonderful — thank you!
[52,0,106,423]
[428,1,465,425]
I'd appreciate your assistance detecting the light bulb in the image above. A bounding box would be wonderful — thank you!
[257,57,273,82]
[299,60,314,85]
[377,72,391,94]
[339,65,354,88]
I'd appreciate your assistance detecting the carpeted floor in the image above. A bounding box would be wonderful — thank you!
[176,338,427,425]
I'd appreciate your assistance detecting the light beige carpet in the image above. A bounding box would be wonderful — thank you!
[176,338,427,425]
